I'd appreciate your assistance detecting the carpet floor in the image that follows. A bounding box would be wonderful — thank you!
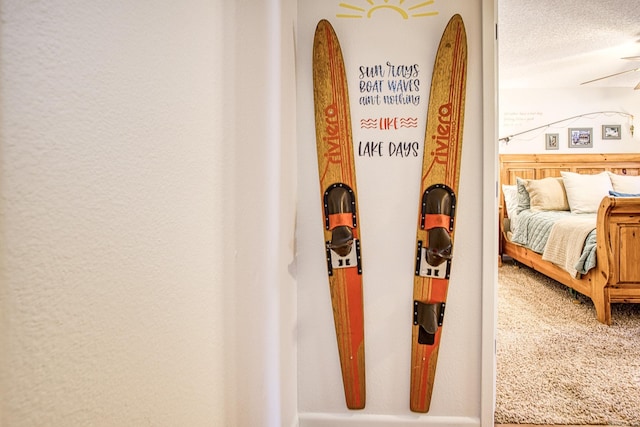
[495,261,640,425]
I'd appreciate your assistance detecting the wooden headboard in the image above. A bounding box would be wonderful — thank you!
[499,153,640,215]
[500,153,640,186]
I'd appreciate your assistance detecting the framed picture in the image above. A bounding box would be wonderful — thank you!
[545,133,559,150]
[568,127,593,148]
[602,125,621,140]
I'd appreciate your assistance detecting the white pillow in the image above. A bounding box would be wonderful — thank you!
[608,172,640,194]
[560,171,613,214]
[502,184,518,219]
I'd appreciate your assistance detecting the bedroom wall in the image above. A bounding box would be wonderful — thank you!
[499,87,639,154]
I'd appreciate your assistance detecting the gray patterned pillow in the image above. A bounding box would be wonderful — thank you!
[515,177,530,214]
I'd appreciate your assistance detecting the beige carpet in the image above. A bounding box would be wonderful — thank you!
[496,262,640,425]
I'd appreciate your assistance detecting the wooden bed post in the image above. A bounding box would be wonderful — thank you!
[594,197,615,325]
[590,275,612,326]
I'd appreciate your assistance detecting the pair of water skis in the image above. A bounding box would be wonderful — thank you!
[311,15,467,412]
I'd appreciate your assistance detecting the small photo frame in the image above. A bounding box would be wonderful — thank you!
[545,133,559,150]
[602,125,621,140]
[568,127,593,148]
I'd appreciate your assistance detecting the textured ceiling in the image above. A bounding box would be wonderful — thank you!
[499,0,640,89]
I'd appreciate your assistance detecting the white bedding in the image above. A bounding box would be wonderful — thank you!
[541,214,596,278]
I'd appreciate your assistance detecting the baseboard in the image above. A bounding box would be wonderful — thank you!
[298,412,480,427]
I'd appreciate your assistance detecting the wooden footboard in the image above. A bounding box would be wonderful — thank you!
[502,239,594,298]
[499,154,640,325]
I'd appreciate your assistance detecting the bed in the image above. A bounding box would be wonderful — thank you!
[499,153,640,325]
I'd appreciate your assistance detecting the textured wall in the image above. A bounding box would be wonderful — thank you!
[0,1,299,425]
[0,1,231,425]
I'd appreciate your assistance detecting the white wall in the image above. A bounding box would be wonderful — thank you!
[224,1,298,426]
[0,1,297,426]
[499,87,640,154]
[296,1,494,425]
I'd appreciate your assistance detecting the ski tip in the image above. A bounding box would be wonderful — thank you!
[314,19,338,49]
[315,19,333,33]
[449,13,463,24]
[446,13,466,33]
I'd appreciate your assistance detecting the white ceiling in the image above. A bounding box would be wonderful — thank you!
[498,0,640,89]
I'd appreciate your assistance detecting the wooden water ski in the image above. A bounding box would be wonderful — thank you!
[410,14,467,413]
[312,19,365,410]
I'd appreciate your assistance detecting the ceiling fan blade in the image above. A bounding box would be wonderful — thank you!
[580,68,640,85]
[635,81,640,90]
[622,56,640,60]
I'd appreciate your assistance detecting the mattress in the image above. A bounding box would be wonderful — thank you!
[508,209,597,275]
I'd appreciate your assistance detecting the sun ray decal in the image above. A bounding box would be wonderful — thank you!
[337,0,438,19]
